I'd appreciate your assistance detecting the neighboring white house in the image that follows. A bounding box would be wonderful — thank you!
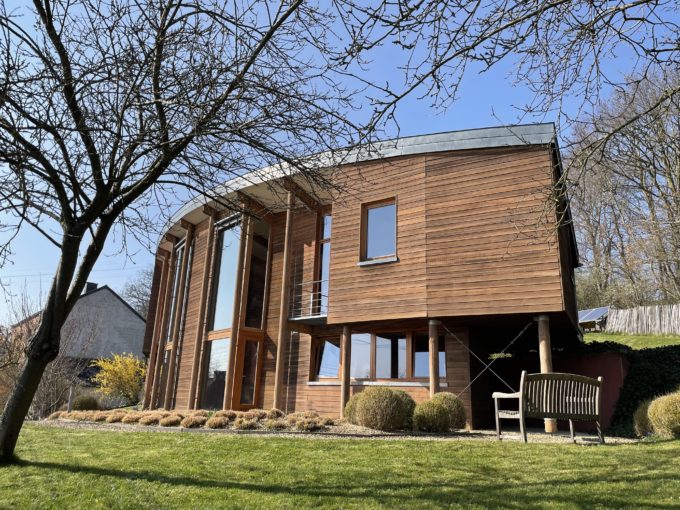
[61,283,146,360]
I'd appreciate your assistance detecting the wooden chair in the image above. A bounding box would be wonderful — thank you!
[493,371,604,444]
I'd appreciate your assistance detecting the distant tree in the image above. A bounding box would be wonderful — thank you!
[121,268,154,319]
[1,0,678,461]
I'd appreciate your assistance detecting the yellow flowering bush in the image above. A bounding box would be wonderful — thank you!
[91,353,146,405]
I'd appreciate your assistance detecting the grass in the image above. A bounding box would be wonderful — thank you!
[584,331,680,350]
[0,425,679,509]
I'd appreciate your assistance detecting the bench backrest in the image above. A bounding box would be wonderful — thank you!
[520,371,602,421]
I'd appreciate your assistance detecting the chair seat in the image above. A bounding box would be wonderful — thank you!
[498,410,520,419]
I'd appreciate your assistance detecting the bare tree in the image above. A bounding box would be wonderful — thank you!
[571,73,680,308]
[121,268,154,319]
[1,0,678,460]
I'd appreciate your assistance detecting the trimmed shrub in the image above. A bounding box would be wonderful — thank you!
[139,413,163,426]
[648,392,680,439]
[414,399,452,432]
[393,390,417,428]
[349,387,415,431]
[205,416,229,429]
[72,395,100,411]
[122,413,142,424]
[180,415,207,428]
[47,411,63,420]
[160,414,183,427]
[105,411,127,423]
[430,392,466,429]
[263,418,288,431]
[633,400,653,437]
[233,417,258,430]
[267,408,285,419]
[214,410,238,421]
[344,392,362,423]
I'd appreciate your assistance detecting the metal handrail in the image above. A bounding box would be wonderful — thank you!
[289,279,328,319]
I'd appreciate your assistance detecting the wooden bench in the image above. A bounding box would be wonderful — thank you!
[493,371,604,443]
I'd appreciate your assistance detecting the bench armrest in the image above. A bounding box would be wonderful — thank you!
[492,392,520,399]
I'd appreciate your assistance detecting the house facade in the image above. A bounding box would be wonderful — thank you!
[142,124,580,427]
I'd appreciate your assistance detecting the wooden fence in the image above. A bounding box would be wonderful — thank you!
[606,304,680,336]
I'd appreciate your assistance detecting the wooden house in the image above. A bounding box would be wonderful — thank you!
[142,124,580,428]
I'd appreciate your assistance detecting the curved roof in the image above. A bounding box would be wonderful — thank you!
[162,122,557,240]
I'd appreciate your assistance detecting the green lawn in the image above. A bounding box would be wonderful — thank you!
[584,331,680,350]
[0,425,679,509]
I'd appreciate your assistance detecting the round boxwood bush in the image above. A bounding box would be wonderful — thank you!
[413,399,450,432]
[345,387,415,431]
[72,394,100,411]
[648,392,680,439]
[430,392,466,429]
[633,399,653,437]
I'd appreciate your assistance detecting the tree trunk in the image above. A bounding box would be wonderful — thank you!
[0,355,48,462]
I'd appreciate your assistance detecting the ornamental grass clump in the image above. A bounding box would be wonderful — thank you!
[121,412,142,424]
[347,387,415,431]
[263,418,288,431]
[205,416,229,429]
[233,417,258,430]
[47,411,63,420]
[105,411,128,423]
[190,410,209,418]
[430,392,466,429]
[159,414,183,427]
[633,400,653,437]
[648,392,680,439]
[139,413,163,426]
[267,408,285,419]
[92,411,109,422]
[214,410,237,421]
[180,415,207,428]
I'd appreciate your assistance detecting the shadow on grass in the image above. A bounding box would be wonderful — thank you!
[14,457,680,509]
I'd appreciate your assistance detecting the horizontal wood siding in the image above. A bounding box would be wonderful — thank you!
[327,156,428,324]
[425,147,565,317]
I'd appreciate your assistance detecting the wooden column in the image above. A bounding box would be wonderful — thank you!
[163,224,194,409]
[537,314,556,433]
[429,319,441,398]
[224,214,250,410]
[340,325,351,417]
[187,212,217,409]
[150,245,177,409]
[273,191,295,410]
[142,250,169,408]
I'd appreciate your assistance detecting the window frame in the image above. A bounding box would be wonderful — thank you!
[309,329,447,382]
[360,197,398,262]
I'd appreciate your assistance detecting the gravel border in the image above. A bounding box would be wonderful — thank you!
[31,420,637,444]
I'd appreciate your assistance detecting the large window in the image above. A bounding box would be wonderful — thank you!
[244,219,270,329]
[201,338,231,409]
[210,220,242,331]
[361,199,396,261]
[413,334,447,378]
[311,331,446,381]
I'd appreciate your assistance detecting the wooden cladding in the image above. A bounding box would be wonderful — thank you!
[327,146,567,324]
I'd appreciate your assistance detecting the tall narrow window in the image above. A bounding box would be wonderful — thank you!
[201,338,231,409]
[413,334,446,378]
[375,333,407,379]
[350,333,371,378]
[171,239,193,407]
[244,219,270,329]
[239,340,260,405]
[164,241,185,344]
[210,220,242,331]
[313,338,340,379]
[317,214,331,315]
[361,199,396,261]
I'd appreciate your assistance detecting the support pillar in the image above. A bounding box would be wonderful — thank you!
[340,325,351,417]
[273,191,295,410]
[537,314,556,433]
[429,319,441,398]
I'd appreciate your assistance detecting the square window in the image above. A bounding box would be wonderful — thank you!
[361,200,396,260]
[375,333,407,379]
[413,334,446,378]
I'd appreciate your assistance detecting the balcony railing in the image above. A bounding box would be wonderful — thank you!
[289,279,328,322]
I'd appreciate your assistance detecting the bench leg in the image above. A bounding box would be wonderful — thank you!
[596,421,605,444]
[494,399,501,440]
[520,412,527,443]
[569,419,575,443]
